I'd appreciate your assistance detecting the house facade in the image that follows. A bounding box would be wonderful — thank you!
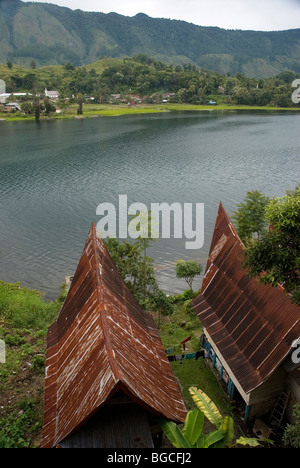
[44,88,59,100]
[192,203,300,422]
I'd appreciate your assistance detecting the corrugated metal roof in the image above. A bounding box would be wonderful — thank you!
[42,223,186,448]
[192,202,300,395]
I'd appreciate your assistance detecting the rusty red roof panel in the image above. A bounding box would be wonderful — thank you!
[42,223,186,448]
[192,202,300,395]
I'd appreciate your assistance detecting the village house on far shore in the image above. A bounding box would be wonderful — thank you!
[0,93,33,104]
[3,102,21,112]
[44,88,60,100]
[192,203,300,425]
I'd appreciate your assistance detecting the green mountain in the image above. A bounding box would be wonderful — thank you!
[1,0,300,78]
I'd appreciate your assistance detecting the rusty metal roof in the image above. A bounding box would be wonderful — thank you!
[42,223,186,448]
[192,202,300,395]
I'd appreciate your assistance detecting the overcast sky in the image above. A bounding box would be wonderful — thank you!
[22,0,300,31]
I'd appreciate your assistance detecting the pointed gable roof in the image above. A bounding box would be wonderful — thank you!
[192,203,300,395]
[42,224,186,448]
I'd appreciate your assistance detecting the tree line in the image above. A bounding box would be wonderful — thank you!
[2,55,300,107]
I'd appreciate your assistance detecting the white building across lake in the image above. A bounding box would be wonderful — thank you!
[0,93,33,103]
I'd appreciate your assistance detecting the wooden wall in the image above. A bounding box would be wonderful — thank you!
[60,402,155,448]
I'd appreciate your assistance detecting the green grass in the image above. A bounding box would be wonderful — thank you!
[0,281,60,330]
[1,101,299,123]
[0,397,42,448]
[164,103,300,112]
[156,294,234,416]
[0,281,64,448]
[170,360,233,415]
[158,301,202,351]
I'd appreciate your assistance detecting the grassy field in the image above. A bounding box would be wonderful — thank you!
[1,101,299,123]
[0,281,64,448]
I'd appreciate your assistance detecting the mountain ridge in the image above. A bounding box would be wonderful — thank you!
[1,0,300,78]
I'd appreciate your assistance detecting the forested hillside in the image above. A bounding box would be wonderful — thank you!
[0,56,299,108]
[1,0,300,78]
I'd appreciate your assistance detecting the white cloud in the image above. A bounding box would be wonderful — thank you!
[22,0,300,30]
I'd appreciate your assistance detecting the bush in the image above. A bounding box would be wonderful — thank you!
[171,289,200,304]
[181,289,197,301]
[284,404,300,448]
[4,333,26,346]
[32,355,46,374]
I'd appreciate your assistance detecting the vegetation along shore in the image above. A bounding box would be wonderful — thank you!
[0,55,299,122]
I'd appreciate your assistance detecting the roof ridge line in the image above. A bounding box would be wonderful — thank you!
[91,223,123,384]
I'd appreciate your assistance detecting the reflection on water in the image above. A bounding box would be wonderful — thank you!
[0,111,299,299]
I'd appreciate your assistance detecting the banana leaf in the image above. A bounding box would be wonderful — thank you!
[222,415,235,447]
[199,427,225,448]
[235,437,262,447]
[189,387,223,428]
[156,418,193,448]
[182,408,204,445]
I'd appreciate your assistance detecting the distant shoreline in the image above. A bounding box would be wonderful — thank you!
[1,103,299,122]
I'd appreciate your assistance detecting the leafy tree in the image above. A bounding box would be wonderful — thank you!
[176,260,202,292]
[23,73,36,90]
[33,97,40,122]
[232,190,270,243]
[275,92,291,107]
[104,237,158,305]
[150,289,174,329]
[21,102,33,115]
[133,54,152,65]
[77,93,84,115]
[63,62,75,71]
[243,188,300,304]
[44,97,56,115]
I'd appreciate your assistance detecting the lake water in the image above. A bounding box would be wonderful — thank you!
[0,110,299,299]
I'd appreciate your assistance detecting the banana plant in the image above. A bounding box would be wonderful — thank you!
[157,387,265,448]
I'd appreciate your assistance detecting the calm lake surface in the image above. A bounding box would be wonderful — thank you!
[0,111,299,299]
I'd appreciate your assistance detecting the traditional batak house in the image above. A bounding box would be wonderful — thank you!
[42,223,186,448]
[192,203,300,423]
